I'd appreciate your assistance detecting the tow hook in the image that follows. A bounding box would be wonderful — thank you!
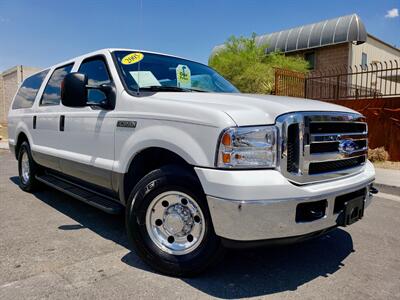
[369,184,378,195]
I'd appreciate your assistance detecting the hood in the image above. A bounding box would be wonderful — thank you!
[152,92,358,126]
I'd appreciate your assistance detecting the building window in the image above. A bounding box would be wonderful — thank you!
[361,52,368,70]
[304,52,316,70]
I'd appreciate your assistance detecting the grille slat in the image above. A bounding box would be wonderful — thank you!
[310,122,367,134]
[309,156,366,175]
[310,140,367,154]
[287,124,299,173]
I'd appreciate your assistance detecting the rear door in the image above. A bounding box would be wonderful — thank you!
[32,64,73,171]
[58,55,116,189]
[7,69,49,151]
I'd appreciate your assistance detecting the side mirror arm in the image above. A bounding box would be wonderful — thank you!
[85,83,116,110]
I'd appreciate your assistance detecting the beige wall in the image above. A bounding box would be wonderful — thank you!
[0,66,41,124]
[0,77,3,124]
[350,35,400,96]
[351,35,400,66]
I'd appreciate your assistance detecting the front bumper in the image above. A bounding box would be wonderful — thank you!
[195,161,375,242]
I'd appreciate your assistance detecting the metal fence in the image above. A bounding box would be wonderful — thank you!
[275,59,400,100]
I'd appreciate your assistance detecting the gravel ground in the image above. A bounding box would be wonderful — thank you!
[1,149,399,299]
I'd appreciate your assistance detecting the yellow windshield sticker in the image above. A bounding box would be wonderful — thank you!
[121,52,144,65]
[176,64,191,88]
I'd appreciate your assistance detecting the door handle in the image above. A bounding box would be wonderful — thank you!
[59,115,65,131]
[33,116,37,129]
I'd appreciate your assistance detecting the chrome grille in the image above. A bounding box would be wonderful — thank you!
[276,112,368,184]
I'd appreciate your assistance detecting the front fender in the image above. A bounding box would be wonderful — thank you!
[114,122,220,173]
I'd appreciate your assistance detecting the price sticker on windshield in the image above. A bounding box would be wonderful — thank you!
[176,64,191,88]
[121,52,144,65]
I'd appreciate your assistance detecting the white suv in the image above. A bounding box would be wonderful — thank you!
[8,49,376,276]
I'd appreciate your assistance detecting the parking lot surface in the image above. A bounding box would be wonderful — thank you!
[1,150,399,299]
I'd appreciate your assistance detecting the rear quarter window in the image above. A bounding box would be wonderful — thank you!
[12,70,49,109]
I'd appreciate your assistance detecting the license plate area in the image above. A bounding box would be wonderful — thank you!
[335,189,366,226]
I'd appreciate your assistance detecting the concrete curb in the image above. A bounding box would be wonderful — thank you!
[0,142,9,150]
[374,184,400,197]
[373,167,400,195]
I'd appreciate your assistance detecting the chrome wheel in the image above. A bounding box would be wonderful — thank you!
[21,151,30,184]
[145,191,205,255]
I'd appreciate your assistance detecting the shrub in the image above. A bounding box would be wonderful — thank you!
[209,33,309,94]
[368,147,390,162]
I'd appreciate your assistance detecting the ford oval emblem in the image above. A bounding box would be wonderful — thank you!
[338,139,357,154]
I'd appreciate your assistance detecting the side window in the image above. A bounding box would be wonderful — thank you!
[361,52,368,70]
[304,52,316,70]
[12,70,49,109]
[78,57,111,103]
[40,64,73,106]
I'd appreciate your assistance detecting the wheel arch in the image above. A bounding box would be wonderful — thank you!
[14,131,30,160]
[119,146,203,205]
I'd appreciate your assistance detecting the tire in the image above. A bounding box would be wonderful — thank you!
[125,165,224,277]
[18,141,41,192]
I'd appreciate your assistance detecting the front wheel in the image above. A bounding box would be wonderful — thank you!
[126,165,224,277]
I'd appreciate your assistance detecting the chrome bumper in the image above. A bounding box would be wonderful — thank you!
[196,161,375,241]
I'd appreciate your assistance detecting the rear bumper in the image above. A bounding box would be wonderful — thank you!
[195,161,375,242]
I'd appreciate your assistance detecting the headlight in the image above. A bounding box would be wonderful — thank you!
[216,126,278,168]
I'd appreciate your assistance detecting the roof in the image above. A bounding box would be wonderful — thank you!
[367,34,400,53]
[0,65,40,77]
[35,48,202,71]
[212,14,367,55]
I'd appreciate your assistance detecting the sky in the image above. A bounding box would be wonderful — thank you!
[0,0,399,71]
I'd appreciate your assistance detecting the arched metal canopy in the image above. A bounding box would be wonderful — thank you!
[211,14,367,55]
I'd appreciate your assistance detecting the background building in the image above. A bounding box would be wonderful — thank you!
[0,65,40,124]
[212,14,400,71]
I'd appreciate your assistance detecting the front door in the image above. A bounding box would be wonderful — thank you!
[58,56,116,189]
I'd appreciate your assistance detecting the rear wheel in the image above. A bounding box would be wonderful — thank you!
[18,141,41,192]
[126,165,224,277]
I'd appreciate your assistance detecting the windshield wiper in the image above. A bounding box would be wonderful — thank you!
[139,85,207,92]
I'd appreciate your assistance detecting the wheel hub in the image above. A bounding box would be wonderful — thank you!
[145,191,205,255]
[164,204,194,236]
[21,151,30,184]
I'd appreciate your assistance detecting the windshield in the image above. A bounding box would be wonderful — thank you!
[113,51,239,93]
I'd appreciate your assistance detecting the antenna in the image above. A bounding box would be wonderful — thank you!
[136,0,143,95]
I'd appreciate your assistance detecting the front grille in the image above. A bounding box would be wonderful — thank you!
[277,112,368,184]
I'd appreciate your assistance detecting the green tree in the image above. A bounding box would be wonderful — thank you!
[209,33,309,94]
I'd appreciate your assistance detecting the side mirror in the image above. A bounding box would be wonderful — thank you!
[61,73,88,107]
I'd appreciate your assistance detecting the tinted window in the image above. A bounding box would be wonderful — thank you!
[12,70,49,109]
[40,64,73,106]
[79,58,111,103]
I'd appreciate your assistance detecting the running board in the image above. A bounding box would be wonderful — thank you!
[35,174,124,214]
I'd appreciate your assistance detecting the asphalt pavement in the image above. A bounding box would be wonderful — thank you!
[1,149,399,299]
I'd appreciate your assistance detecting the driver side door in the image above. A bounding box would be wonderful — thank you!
[58,55,116,190]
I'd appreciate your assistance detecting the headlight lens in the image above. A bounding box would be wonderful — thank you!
[216,126,278,168]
